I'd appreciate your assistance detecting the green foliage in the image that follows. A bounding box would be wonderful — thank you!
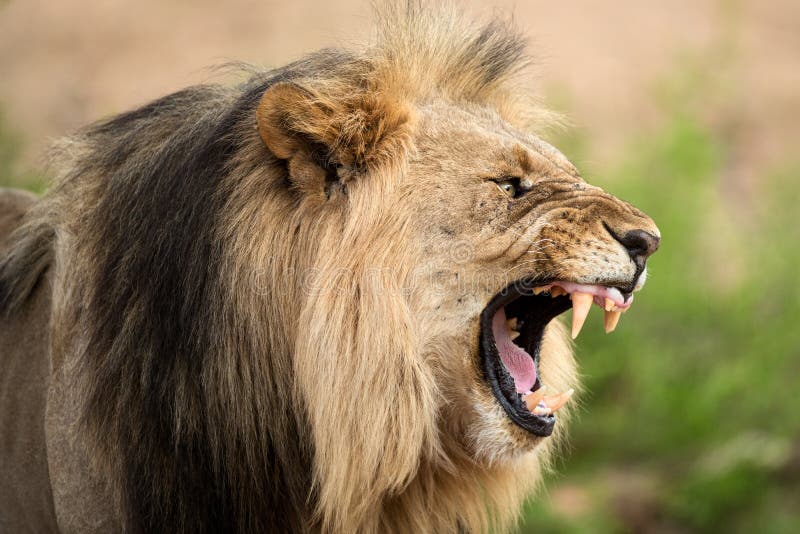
[520,93,800,533]
[0,111,45,192]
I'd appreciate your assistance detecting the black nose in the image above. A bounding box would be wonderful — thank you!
[616,229,660,263]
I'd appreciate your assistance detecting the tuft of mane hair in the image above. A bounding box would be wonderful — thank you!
[0,2,557,533]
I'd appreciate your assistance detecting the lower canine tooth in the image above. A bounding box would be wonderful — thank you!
[506,318,518,330]
[509,330,520,341]
[604,309,622,333]
[570,292,593,339]
[523,387,547,412]
[543,388,575,413]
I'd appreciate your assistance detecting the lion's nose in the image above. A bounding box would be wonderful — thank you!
[615,229,660,264]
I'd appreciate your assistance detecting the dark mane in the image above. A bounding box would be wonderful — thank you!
[77,82,287,532]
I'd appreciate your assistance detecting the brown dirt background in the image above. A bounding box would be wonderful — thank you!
[1,0,799,182]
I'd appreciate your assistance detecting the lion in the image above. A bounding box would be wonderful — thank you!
[0,3,659,533]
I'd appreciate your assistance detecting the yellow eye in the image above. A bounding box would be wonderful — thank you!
[497,180,517,198]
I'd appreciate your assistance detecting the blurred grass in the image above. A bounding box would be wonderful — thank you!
[520,67,800,534]
[0,110,46,193]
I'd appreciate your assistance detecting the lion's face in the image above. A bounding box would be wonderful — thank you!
[403,101,660,459]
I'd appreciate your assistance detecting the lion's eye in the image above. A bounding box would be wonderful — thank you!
[497,179,520,198]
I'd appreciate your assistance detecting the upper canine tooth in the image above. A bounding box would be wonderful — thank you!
[550,286,566,298]
[543,388,575,413]
[604,297,615,312]
[604,309,622,333]
[570,292,593,339]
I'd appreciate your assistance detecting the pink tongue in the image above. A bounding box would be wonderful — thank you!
[492,307,536,393]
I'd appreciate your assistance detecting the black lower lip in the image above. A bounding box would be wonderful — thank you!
[479,280,572,437]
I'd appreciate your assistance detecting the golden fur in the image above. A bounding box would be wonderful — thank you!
[0,3,659,532]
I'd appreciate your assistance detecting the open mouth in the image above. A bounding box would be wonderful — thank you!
[479,279,635,437]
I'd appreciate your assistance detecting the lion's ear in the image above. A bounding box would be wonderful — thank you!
[256,83,331,162]
[256,82,410,194]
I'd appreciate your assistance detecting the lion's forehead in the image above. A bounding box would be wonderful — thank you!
[413,104,580,184]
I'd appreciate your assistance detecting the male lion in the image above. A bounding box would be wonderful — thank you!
[0,4,659,533]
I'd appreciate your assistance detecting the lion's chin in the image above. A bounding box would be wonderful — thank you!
[479,278,637,437]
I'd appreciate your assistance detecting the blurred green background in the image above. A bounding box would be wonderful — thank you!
[1,1,798,532]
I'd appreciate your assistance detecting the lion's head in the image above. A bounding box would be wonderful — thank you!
[5,4,659,533]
